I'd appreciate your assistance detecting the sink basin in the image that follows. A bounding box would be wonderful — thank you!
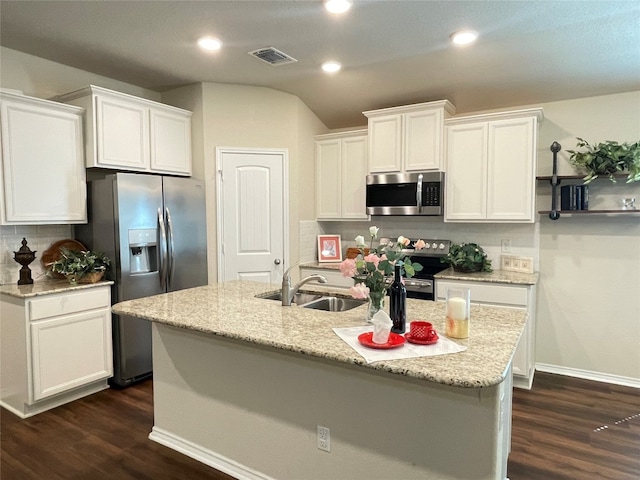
[302,297,366,312]
[257,291,324,305]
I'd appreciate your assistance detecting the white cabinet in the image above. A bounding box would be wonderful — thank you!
[436,279,536,389]
[363,100,455,173]
[0,285,113,418]
[445,108,543,222]
[0,91,86,225]
[57,85,192,176]
[315,129,368,220]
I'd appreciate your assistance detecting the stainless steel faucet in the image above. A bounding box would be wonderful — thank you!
[281,263,327,306]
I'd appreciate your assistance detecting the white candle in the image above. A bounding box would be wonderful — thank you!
[447,297,468,321]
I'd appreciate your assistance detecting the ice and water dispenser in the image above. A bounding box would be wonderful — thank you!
[128,229,158,274]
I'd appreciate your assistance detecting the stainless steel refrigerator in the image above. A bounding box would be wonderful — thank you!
[76,173,208,387]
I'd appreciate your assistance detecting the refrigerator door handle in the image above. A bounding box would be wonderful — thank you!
[165,207,175,288]
[158,207,168,290]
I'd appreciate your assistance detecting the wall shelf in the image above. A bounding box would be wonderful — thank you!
[536,175,638,219]
[538,209,638,216]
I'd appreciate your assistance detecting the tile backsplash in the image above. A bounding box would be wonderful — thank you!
[307,217,540,271]
[0,225,73,285]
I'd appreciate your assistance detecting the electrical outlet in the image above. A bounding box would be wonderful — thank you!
[501,239,512,253]
[317,426,331,452]
[519,256,534,273]
[501,254,534,273]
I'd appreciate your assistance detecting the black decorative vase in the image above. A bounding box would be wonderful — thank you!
[13,238,36,285]
[389,264,407,334]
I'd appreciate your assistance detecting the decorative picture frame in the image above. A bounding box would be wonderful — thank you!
[317,235,342,262]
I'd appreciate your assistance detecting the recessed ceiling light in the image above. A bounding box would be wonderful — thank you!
[198,36,222,51]
[324,0,352,14]
[322,61,342,73]
[450,30,478,46]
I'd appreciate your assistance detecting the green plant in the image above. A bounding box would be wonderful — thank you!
[50,248,111,278]
[567,137,640,183]
[441,243,493,273]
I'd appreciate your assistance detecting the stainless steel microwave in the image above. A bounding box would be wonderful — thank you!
[366,172,444,216]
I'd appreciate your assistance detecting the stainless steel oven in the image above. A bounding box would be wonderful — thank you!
[399,239,451,300]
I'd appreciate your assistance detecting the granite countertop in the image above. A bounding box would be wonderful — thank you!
[0,279,114,298]
[112,280,526,389]
[435,267,539,285]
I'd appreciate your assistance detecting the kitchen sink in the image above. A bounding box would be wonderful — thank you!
[257,291,324,305]
[301,297,365,312]
[256,291,365,311]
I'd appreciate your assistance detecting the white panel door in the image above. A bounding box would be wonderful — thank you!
[149,108,192,175]
[218,149,286,284]
[445,123,488,221]
[0,96,86,224]
[368,114,402,173]
[96,94,149,170]
[30,308,112,401]
[404,109,443,171]
[341,134,368,219]
[315,138,342,219]
[486,117,536,221]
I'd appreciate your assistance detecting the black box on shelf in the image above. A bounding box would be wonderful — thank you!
[560,185,577,210]
[578,185,589,210]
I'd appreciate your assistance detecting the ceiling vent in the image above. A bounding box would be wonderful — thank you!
[248,47,297,66]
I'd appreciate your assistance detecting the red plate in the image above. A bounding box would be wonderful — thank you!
[358,332,405,349]
[405,333,439,345]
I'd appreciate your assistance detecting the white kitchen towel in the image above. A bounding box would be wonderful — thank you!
[332,325,467,364]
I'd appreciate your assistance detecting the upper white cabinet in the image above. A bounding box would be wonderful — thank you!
[315,129,368,220]
[57,85,192,176]
[0,91,86,225]
[445,108,543,223]
[363,100,455,174]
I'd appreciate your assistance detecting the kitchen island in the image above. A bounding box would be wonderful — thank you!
[112,280,526,480]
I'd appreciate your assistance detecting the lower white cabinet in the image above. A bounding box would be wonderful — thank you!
[436,279,536,389]
[0,285,113,418]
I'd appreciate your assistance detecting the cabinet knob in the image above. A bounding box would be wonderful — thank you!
[274,258,281,265]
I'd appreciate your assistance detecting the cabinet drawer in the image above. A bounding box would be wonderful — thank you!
[29,287,110,321]
[436,280,528,307]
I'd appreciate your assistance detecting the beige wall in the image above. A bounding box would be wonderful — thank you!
[534,91,640,382]
[0,47,159,101]
[165,83,327,282]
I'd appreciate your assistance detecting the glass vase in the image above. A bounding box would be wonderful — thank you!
[366,290,385,323]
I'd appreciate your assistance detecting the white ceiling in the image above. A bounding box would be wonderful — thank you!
[1,0,639,128]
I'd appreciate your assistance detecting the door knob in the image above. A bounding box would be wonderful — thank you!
[274,258,281,265]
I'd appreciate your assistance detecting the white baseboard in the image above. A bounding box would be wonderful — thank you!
[535,363,640,389]
[149,426,275,480]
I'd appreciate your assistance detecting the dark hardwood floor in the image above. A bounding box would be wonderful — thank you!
[1,372,638,479]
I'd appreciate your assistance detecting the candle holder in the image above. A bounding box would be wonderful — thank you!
[13,238,37,285]
[445,287,470,339]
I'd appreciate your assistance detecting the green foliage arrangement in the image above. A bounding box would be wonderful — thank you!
[567,137,640,184]
[50,248,111,279]
[441,243,493,273]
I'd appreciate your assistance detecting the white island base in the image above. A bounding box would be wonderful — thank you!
[149,323,512,480]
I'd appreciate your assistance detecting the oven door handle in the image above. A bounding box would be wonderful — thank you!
[407,280,432,289]
[416,173,423,214]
